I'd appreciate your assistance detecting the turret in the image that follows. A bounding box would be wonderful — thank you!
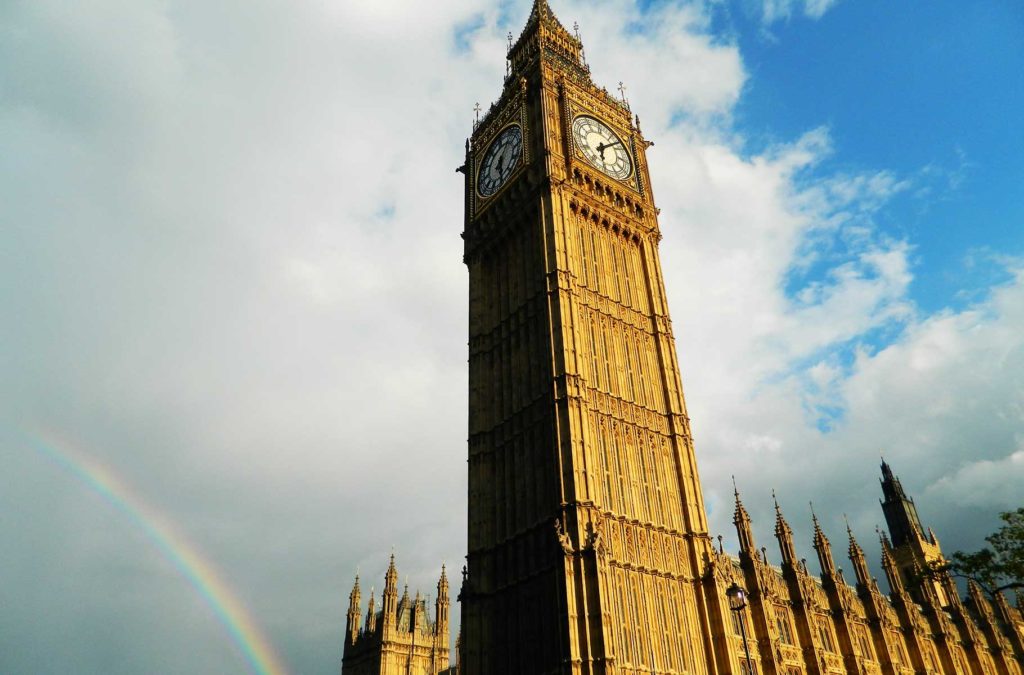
[346,575,362,645]
[412,589,422,633]
[879,531,905,595]
[398,582,411,630]
[879,459,926,547]
[365,587,377,633]
[382,554,399,632]
[878,462,951,605]
[774,494,798,568]
[435,565,450,640]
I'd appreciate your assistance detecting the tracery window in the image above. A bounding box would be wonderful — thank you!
[775,606,793,645]
[817,617,835,652]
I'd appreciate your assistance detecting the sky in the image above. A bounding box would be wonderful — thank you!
[1,0,1022,673]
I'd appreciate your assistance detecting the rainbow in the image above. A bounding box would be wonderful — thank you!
[30,431,290,675]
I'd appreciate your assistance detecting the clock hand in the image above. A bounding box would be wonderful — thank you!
[596,140,622,160]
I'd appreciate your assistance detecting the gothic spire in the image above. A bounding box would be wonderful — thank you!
[346,574,362,642]
[846,519,872,588]
[435,564,450,630]
[732,479,757,555]
[437,564,450,599]
[506,0,587,83]
[774,493,798,567]
[878,528,905,594]
[526,0,566,31]
[384,553,398,595]
[348,574,362,614]
[365,586,377,631]
[879,460,926,547]
[811,505,836,576]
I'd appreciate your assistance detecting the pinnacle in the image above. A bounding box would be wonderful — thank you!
[773,491,791,536]
[520,0,572,41]
[531,0,554,22]
[845,516,863,557]
[811,503,828,546]
[732,477,750,524]
[877,527,894,561]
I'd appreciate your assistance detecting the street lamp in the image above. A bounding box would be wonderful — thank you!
[726,582,755,675]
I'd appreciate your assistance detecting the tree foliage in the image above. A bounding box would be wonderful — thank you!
[950,508,1024,595]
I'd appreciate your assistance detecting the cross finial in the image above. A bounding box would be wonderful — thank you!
[573,21,580,40]
[618,81,628,102]
[507,31,513,51]
[473,102,482,127]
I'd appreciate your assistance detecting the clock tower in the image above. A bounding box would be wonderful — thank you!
[460,1,718,673]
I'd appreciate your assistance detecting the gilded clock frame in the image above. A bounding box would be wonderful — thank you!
[563,96,644,197]
[467,78,531,218]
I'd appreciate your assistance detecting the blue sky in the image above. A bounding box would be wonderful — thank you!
[1,1,1022,672]
[728,0,1024,312]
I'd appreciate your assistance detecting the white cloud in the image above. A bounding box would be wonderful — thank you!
[926,449,1024,509]
[0,0,1019,672]
[762,0,842,24]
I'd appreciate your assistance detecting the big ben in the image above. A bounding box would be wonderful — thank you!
[459,1,719,673]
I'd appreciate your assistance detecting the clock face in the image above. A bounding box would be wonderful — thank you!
[477,125,523,198]
[572,115,633,180]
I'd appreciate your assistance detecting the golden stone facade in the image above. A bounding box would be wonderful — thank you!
[716,463,1024,675]
[343,1,1024,674]
[341,557,451,675]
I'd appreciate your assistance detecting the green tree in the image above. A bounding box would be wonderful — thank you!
[949,508,1024,596]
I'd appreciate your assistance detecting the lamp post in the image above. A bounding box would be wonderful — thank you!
[726,582,755,675]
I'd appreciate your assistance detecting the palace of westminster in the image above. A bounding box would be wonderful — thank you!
[340,2,1024,673]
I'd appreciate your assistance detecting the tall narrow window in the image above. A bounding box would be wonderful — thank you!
[818,618,835,652]
[612,243,623,303]
[577,227,587,288]
[776,607,793,645]
[621,244,633,306]
[601,321,612,392]
[623,330,636,402]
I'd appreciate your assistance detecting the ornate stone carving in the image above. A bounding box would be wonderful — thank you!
[555,517,574,558]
